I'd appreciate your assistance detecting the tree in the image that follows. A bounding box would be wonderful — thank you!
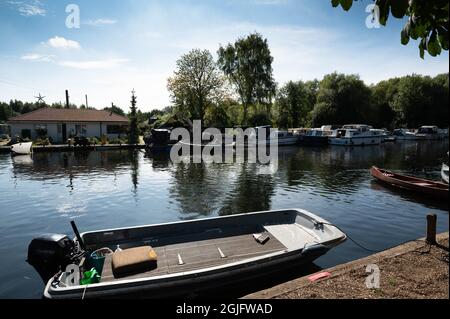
[276,81,313,128]
[331,0,449,58]
[218,33,276,124]
[128,90,139,145]
[391,74,449,128]
[0,102,10,122]
[167,49,225,123]
[311,73,372,127]
[104,103,126,116]
[370,78,399,128]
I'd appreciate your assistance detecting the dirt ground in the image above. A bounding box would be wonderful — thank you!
[277,238,449,299]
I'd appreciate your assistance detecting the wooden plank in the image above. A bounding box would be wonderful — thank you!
[100,233,286,283]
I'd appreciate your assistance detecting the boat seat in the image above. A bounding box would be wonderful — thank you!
[111,246,158,278]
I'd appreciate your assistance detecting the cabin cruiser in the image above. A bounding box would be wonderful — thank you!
[329,125,384,146]
[253,126,299,146]
[299,126,333,146]
[144,129,175,152]
[417,126,443,140]
[392,129,423,141]
[27,209,347,299]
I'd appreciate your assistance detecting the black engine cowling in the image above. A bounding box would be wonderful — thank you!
[27,234,77,283]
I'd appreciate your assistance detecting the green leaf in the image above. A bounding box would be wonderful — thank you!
[331,0,340,7]
[401,24,410,45]
[419,40,425,59]
[427,31,442,57]
[339,0,353,11]
[376,0,390,26]
[437,27,449,51]
[390,0,409,19]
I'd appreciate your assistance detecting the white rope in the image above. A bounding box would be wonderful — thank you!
[82,284,88,300]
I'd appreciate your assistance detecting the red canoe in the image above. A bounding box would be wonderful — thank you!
[370,166,449,200]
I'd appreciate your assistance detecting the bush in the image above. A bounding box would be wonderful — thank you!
[88,137,100,145]
[33,137,51,146]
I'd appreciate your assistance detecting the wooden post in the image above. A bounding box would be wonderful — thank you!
[426,214,437,245]
[65,90,70,109]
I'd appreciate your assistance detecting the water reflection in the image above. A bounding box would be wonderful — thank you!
[11,150,139,183]
[219,163,275,216]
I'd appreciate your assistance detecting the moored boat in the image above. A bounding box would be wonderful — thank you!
[329,125,385,146]
[370,166,448,199]
[10,142,33,155]
[442,163,449,184]
[392,129,423,141]
[254,126,299,146]
[28,209,346,299]
[299,127,332,146]
[417,126,443,140]
[144,129,175,153]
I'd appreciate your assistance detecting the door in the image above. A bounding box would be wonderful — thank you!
[62,124,67,142]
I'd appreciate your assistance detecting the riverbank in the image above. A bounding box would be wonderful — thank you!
[0,143,145,154]
[244,232,449,299]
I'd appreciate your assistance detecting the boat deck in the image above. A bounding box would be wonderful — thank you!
[100,233,286,283]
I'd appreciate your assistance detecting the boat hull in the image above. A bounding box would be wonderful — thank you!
[329,136,383,146]
[371,166,448,199]
[10,142,32,155]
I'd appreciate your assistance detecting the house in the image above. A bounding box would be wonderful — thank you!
[8,108,129,143]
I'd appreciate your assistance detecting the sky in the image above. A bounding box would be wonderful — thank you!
[0,0,448,112]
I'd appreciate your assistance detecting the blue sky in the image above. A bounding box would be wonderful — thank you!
[0,0,448,112]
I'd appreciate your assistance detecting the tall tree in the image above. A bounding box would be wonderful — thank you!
[217,33,276,124]
[129,90,139,145]
[167,49,225,123]
[104,103,126,116]
[311,73,372,127]
[276,81,312,128]
[331,0,449,58]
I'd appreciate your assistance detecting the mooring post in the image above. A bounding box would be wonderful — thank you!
[426,214,437,245]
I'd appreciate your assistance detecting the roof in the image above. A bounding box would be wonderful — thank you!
[8,108,129,124]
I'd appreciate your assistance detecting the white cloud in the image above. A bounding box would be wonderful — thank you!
[21,53,54,62]
[8,0,46,16]
[58,58,129,70]
[47,36,81,50]
[84,19,118,26]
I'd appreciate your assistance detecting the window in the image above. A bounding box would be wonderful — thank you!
[57,124,62,134]
[107,125,127,134]
[35,124,47,137]
[75,125,87,136]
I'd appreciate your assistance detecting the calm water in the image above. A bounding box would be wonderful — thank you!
[0,141,448,298]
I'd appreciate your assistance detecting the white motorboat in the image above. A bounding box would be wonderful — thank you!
[442,163,449,184]
[417,126,443,140]
[329,125,385,146]
[268,130,299,146]
[392,129,423,141]
[27,209,346,299]
[250,126,299,146]
[10,142,33,155]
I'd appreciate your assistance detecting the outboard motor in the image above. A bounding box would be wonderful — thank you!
[27,234,78,284]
